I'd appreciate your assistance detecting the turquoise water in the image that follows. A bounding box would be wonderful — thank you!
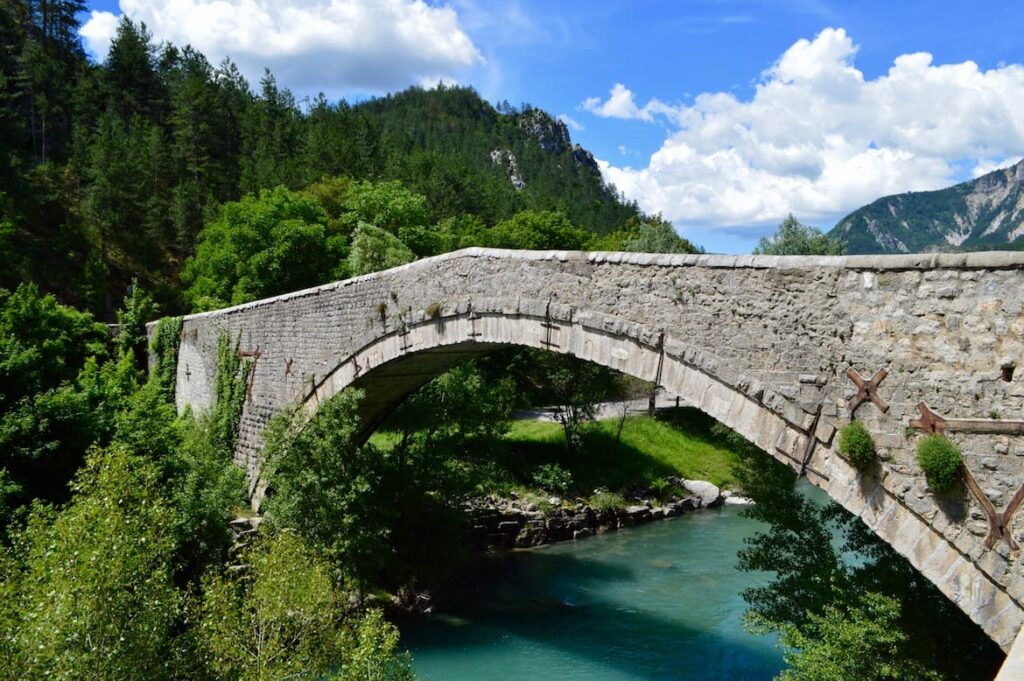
[401,505,785,680]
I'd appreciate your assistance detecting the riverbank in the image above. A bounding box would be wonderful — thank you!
[464,479,752,552]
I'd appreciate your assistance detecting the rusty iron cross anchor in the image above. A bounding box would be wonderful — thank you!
[846,367,889,414]
[960,464,1024,551]
[910,402,1024,435]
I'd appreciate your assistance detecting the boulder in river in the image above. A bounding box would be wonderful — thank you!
[666,477,722,508]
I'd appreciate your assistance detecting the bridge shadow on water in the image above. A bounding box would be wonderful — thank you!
[399,519,784,681]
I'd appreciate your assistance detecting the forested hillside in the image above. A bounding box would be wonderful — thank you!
[1,3,655,316]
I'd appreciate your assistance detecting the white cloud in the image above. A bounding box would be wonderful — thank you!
[582,83,678,122]
[557,113,583,131]
[79,10,119,59]
[589,27,1024,231]
[81,0,482,96]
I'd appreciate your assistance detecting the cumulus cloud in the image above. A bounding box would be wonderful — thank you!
[588,28,1024,231]
[80,0,482,96]
[557,113,583,131]
[582,83,678,123]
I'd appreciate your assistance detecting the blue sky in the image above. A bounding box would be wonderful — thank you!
[80,1,1024,253]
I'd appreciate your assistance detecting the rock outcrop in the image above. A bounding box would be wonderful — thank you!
[517,109,571,155]
[489,149,526,191]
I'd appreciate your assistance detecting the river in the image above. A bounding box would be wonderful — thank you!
[401,503,785,680]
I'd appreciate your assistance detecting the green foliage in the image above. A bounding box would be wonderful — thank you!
[777,592,941,681]
[149,315,182,401]
[531,462,573,494]
[838,420,877,470]
[198,530,415,680]
[0,445,180,680]
[588,490,626,511]
[115,279,158,370]
[211,332,252,456]
[0,282,108,409]
[486,210,591,250]
[753,215,845,256]
[509,350,612,454]
[182,186,348,310]
[916,434,963,493]
[348,221,416,276]
[198,531,347,681]
[262,389,393,586]
[3,4,655,313]
[618,216,700,253]
[331,608,417,681]
[0,284,133,519]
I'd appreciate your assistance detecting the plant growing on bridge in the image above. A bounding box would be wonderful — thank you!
[838,420,876,470]
[917,435,963,494]
[211,333,252,456]
[150,315,183,401]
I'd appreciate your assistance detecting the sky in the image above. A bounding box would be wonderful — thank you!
[79,1,1024,253]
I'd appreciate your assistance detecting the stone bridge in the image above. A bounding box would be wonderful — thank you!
[159,247,1024,651]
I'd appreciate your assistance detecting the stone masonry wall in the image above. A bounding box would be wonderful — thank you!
[154,248,1024,648]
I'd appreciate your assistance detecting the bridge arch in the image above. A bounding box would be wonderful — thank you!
[302,303,809,477]
[161,248,1024,650]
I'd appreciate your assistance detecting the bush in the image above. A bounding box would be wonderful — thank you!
[917,435,963,493]
[589,490,626,512]
[838,420,876,470]
[531,462,573,494]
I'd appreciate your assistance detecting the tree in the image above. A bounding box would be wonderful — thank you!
[0,282,108,408]
[753,214,844,256]
[486,210,590,250]
[347,222,415,276]
[115,279,157,370]
[261,389,394,586]
[239,71,303,193]
[0,445,180,680]
[777,593,940,681]
[510,350,613,454]
[198,530,415,681]
[103,17,162,122]
[592,215,702,254]
[181,186,348,310]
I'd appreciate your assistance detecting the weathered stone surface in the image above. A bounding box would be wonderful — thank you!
[153,247,1024,649]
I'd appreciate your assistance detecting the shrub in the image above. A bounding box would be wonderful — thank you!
[917,435,963,493]
[531,462,573,494]
[589,490,626,512]
[838,420,876,470]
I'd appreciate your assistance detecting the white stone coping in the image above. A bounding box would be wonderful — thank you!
[150,247,1024,327]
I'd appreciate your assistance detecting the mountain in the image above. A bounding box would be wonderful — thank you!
[830,159,1024,254]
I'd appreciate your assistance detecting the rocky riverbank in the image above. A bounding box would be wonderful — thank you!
[464,478,753,552]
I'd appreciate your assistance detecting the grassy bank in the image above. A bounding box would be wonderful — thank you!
[372,406,741,500]
[500,408,739,494]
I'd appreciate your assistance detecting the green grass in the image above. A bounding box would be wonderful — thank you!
[499,408,740,493]
[370,407,742,499]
